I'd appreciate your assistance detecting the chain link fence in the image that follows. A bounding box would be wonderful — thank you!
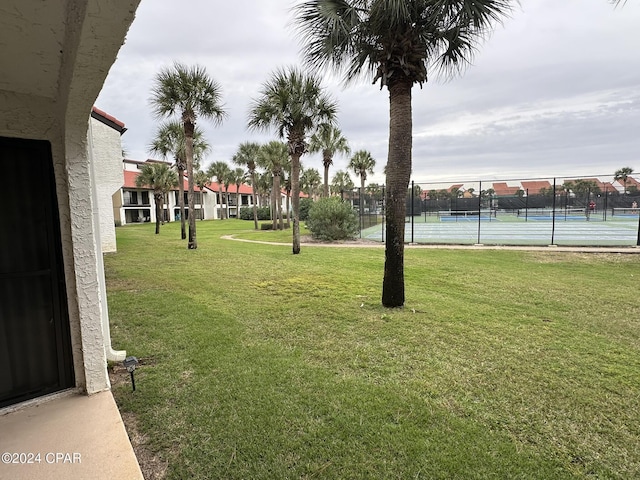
[343,175,640,246]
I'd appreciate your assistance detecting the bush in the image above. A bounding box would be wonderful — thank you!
[306,197,359,241]
[299,198,313,221]
[260,223,273,230]
[239,206,271,221]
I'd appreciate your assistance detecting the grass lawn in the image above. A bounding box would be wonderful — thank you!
[105,220,640,479]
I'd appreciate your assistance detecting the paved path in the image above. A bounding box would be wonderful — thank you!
[220,235,640,253]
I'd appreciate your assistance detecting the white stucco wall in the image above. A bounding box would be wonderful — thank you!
[89,117,123,253]
[0,0,140,397]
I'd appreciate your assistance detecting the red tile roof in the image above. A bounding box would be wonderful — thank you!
[492,182,521,196]
[91,106,126,133]
[521,181,552,195]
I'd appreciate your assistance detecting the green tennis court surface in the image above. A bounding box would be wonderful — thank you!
[362,214,640,246]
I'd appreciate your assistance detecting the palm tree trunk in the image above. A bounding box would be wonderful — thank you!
[291,153,302,254]
[382,79,412,308]
[273,175,284,230]
[251,171,259,230]
[154,192,162,234]
[184,121,197,249]
[360,177,366,217]
[323,160,330,197]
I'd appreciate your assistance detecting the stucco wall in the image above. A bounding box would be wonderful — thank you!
[89,117,122,253]
[0,0,141,398]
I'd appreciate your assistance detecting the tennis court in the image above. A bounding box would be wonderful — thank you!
[361,211,640,246]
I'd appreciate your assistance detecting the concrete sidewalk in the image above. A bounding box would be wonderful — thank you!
[0,390,143,480]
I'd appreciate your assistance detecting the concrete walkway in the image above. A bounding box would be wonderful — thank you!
[220,234,640,253]
[0,390,143,480]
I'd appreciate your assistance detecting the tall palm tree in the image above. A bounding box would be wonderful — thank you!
[348,150,376,215]
[149,121,210,238]
[207,161,231,219]
[309,124,351,197]
[257,141,288,230]
[232,142,261,229]
[248,66,338,254]
[301,167,322,200]
[193,170,211,220]
[150,62,226,249]
[295,0,512,307]
[614,167,634,195]
[135,162,177,235]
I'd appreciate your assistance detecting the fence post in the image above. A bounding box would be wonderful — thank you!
[381,185,385,243]
[411,180,414,243]
[551,178,557,245]
[477,180,482,244]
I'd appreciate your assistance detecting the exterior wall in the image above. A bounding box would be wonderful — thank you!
[89,117,123,253]
[0,0,140,398]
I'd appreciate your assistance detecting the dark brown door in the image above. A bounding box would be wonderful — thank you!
[0,136,74,408]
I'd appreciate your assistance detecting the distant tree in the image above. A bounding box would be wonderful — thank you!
[309,124,351,197]
[193,170,211,220]
[150,62,226,249]
[207,161,231,219]
[331,170,355,199]
[248,66,338,253]
[257,141,289,230]
[348,150,376,215]
[135,162,177,234]
[232,142,261,229]
[149,121,210,239]
[300,167,322,200]
[366,183,384,213]
[614,167,634,195]
[229,167,247,218]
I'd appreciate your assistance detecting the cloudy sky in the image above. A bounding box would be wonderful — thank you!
[96,0,640,186]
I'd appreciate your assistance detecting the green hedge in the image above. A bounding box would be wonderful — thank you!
[239,206,271,221]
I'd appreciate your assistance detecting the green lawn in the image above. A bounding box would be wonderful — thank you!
[105,220,640,479]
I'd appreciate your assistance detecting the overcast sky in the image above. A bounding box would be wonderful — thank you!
[95,0,640,186]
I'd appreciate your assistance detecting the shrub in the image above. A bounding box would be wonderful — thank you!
[299,198,313,221]
[240,206,271,221]
[306,197,359,241]
[260,223,273,230]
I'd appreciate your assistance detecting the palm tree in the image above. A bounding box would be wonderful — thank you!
[150,62,226,249]
[331,170,355,201]
[232,142,261,229]
[301,167,322,200]
[366,182,383,213]
[295,0,512,306]
[309,124,351,197]
[614,167,634,195]
[257,141,288,230]
[207,161,231,219]
[248,66,338,254]
[256,171,273,209]
[348,150,376,215]
[149,121,210,238]
[135,162,177,234]
[193,170,211,220]
[229,167,247,218]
